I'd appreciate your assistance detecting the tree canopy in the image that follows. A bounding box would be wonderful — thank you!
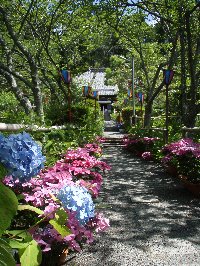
[0,0,199,127]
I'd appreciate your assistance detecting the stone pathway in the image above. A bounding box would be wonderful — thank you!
[68,131,200,266]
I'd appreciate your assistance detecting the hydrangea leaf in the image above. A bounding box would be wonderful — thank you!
[18,204,44,215]
[6,230,32,242]
[0,183,18,235]
[43,140,53,149]
[8,239,29,249]
[0,238,15,266]
[0,164,8,180]
[49,208,71,238]
[19,239,42,266]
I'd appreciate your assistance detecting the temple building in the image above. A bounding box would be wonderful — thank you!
[76,68,119,113]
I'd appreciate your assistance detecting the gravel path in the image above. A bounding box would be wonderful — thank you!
[68,133,200,266]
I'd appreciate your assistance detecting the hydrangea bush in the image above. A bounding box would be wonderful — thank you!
[57,185,95,225]
[0,132,45,181]
[123,135,160,160]
[161,138,200,183]
[1,133,110,265]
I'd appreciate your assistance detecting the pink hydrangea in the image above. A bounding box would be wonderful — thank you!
[89,212,110,233]
[141,152,152,160]
[3,143,110,254]
[161,138,200,161]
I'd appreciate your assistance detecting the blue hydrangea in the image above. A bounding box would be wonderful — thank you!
[57,185,95,225]
[0,132,45,182]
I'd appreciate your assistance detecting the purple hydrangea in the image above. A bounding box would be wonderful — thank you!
[57,184,95,225]
[0,132,45,181]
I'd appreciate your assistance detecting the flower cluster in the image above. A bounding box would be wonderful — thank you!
[83,143,102,157]
[3,139,110,254]
[141,151,152,161]
[61,147,111,197]
[0,132,45,181]
[123,135,159,160]
[161,138,200,183]
[57,185,95,225]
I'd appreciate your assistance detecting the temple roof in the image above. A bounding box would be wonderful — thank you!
[75,70,119,96]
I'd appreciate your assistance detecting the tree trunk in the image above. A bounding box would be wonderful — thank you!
[179,7,187,124]
[0,69,33,115]
[144,102,153,128]
[183,102,197,128]
[30,63,44,123]
[182,11,198,127]
[0,6,44,124]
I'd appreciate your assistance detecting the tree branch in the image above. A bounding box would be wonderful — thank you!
[0,68,32,114]
[0,62,33,88]
[118,0,174,24]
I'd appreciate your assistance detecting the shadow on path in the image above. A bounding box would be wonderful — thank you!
[68,143,200,266]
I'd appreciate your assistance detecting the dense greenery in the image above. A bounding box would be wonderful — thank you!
[0,0,199,128]
[0,2,199,265]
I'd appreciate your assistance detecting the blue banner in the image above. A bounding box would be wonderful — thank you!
[137,92,144,103]
[163,69,174,85]
[61,70,71,84]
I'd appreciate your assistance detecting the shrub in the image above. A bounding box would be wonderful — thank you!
[0,91,31,124]
[0,132,110,265]
[160,138,200,183]
[123,134,160,160]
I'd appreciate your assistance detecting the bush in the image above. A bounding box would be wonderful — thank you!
[123,134,161,160]
[160,138,200,183]
[122,107,132,126]
[0,132,110,265]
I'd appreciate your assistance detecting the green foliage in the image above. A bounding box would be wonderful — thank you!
[18,239,42,266]
[43,136,75,166]
[0,0,199,128]
[44,100,68,126]
[149,139,165,162]
[151,116,165,128]
[168,126,182,143]
[128,116,183,144]
[177,155,200,183]
[0,183,18,236]
[122,107,132,127]
[17,205,44,216]
[6,203,72,265]
[0,238,16,266]
[0,164,8,180]
[49,208,71,238]
[0,91,30,124]
[42,104,104,166]
[7,230,42,266]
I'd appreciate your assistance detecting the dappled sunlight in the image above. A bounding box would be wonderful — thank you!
[69,139,200,265]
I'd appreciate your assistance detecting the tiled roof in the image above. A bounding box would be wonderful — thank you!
[75,70,119,95]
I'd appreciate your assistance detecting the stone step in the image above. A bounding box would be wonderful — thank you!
[103,145,125,149]
[104,127,118,132]
[102,137,125,148]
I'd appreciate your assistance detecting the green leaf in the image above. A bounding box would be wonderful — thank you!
[8,239,29,249]
[18,204,44,215]
[44,140,53,149]
[49,208,71,238]
[0,183,18,235]
[0,238,15,266]
[19,239,42,266]
[16,194,25,201]
[6,230,33,242]
[0,164,9,180]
